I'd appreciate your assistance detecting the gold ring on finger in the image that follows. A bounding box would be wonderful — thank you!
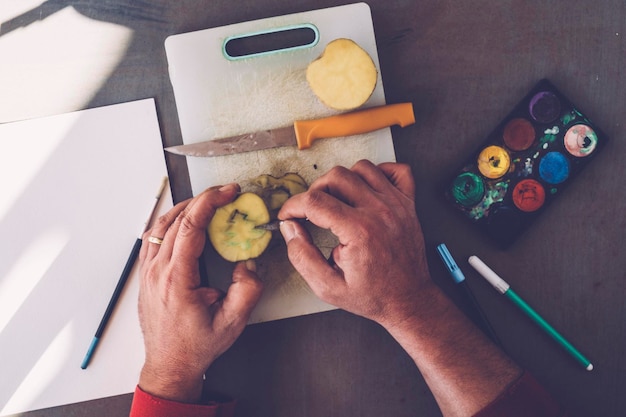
[147,236,164,245]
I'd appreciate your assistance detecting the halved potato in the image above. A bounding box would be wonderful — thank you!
[251,173,308,213]
[306,38,378,110]
[208,193,271,262]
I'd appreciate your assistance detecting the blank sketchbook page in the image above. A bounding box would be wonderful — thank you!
[0,99,172,415]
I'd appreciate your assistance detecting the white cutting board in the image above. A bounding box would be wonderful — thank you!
[165,3,396,323]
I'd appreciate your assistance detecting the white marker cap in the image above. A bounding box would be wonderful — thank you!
[468,256,510,294]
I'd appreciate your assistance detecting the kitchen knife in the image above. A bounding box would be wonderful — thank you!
[255,220,284,231]
[255,218,307,232]
[165,102,415,157]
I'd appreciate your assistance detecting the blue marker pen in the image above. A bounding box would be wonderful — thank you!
[436,243,501,346]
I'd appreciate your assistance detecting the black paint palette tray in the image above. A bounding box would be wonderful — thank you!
[444,79,608,248]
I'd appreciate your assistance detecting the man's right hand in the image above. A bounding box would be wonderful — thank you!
[277,160,435,329]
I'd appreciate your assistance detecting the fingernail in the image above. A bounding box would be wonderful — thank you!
[219,183,237,193]
[245,259,257,272]
[279,220,296,242]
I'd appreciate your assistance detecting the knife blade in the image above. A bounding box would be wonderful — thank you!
[255,220,282,231]
[255,218,308,232]
[165,102,415,157]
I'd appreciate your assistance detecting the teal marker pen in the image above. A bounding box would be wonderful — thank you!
[468,255,593,371]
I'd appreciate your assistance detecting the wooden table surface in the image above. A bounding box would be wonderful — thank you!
[1,1,624,416]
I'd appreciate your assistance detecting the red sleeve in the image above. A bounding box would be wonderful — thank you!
[129,386,236,417]
[473,371,569,417]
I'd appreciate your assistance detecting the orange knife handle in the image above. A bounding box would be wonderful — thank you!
[292,102,415,150]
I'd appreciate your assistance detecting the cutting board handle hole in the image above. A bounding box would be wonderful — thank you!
[223,24,319,60]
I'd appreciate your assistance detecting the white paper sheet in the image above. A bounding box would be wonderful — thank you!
[0,99,172,415]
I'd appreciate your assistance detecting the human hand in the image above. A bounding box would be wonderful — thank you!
[137,184,263,403]
[277,160,434,329]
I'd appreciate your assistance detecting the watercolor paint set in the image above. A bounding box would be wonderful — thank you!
[444,79,608,248]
